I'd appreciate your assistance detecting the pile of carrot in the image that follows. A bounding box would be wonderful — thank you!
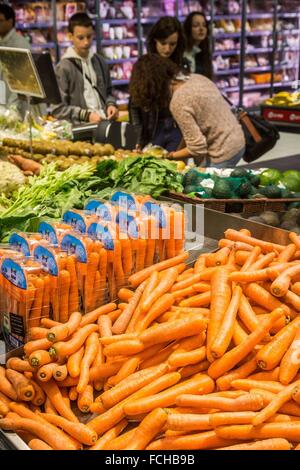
[2,229,300,450]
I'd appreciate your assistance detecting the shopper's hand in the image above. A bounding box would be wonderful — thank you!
[89,112,102,123]
[107,105,119,121]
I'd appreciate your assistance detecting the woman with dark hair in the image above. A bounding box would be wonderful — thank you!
[129,17,185,152]
[183,12,213,79]
[147,16,186,67]
[130,54,245,168]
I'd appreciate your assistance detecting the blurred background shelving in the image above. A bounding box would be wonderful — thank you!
[5,0,300,108]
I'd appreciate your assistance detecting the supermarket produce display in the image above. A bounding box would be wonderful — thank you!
[2,223,300,450]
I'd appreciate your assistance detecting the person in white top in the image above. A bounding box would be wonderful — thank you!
[183,12,213,80]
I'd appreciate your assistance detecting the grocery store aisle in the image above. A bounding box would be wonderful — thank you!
[238,132,300,167]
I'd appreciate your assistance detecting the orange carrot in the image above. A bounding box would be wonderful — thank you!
[24,338,53,357]
[280,324,300,385]
[112,281,146,335]
[244,283,290,316]
[128,252,189,288]
[84,252,100,313]
[42,412,97,446]
[209,411,257,428]
[29,350,52,368]
[118,288,134,302]
[135,293,175,331]
[231,379,284,394]
[30,380,46,406]
[178,290,211,308]
[216,438,292,450]
[5,369,34,401]
[79,303,117,328]
[208,308,285,379]
[166,413,213,432]
[37,379,79,423]
[66,255,79,314]
[52,364,68,382]
[77,384,94,414]
[28,327,49,341]
[271,264,300,297]
[256,317,300,370]
[37,363,56,382]
[146,430,233,450]
[28,277,44,328]
[5,358,34,373]
[215,422,300,442]
[252,380,300,426]
[77,332,99,394]
[89,419,128,450]
[123,373,215,416]
[211,285,242,359]
[98,315,112,337]
[103,339,144,357]
[124,408,168,450]
[28,438,53,451]
[48,324,98,360]
[47,311,82,342]
[176,392,264,411]
[206,247,231,267]
[141,267,178,313]
[207,267,232,363]
[224,229,284,253]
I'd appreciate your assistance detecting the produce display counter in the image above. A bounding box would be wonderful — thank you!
[0,208,290,450]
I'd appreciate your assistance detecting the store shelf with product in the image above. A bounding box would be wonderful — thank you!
[7,0,300,111]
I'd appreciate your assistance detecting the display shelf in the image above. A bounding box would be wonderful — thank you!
[215,64,296,75]
[100,19,138,25]
[221,80,296,93]
[106,58,137,65]
[213,48,274,56]
[31,42,56,49]
[16,22,53,30]
[101,39,139,46]
[112,79,130,86]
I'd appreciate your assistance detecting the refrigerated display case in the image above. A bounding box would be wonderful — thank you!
[7,0,300,109]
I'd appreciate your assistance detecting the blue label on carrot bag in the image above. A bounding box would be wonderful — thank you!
[61,234,87,263]
[63,211,86,234]
[84,201,113,222]
[9,233,30,257]
[38,222,59,246]
[1,258,27,289]
[111,191,136,211]
[141,202,167,229]
[84,200,102,213]
[116,211,139,239]
[33,246,58,276]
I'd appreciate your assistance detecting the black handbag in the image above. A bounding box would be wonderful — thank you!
[223,95,280,163]
[238,110,280,163]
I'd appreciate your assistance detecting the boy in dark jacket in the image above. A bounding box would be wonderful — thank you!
[52,12,118,124]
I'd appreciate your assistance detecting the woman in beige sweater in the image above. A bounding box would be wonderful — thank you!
[129,54,245,167]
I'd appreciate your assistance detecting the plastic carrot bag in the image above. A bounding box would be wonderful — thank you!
[38,221,72,246]
[0,256,41,348]
[33,245,73,324]
[62,209,99,235]
[8,232,47,257]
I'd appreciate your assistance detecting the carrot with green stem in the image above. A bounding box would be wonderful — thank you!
[210,285,242,359]
[5,369,35,401]
[77,331,99,394]
[48,324,98,361]
[207,267,232,363]
[47,311,82,342]
[29,350,52,368]
[256,317,300,371]
[112,280,146,335]
[208,308,285,380]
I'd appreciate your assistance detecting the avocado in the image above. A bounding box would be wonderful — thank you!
[230,168,249,179]
[212,179,232,199]
[236,181,253,198]
[259,185,282,199]
[249,174,260,187]
[184,184,199,194]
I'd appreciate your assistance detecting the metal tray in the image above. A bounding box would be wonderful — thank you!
[0,208,290,450]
